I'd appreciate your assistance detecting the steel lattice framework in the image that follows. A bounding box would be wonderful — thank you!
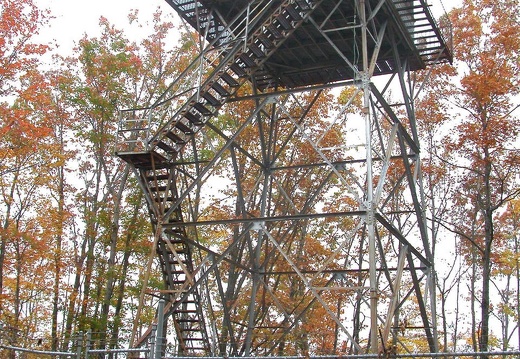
[116,0,452,356]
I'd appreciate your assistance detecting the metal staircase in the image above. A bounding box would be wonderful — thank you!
[143,0,321,161]
[392,0,452,65]
[116,0,323,355]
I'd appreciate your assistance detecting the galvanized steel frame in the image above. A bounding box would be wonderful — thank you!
[116,0,452,356]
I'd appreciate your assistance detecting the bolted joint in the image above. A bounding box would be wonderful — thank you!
[251,221,265,231]
[364,201,376,226]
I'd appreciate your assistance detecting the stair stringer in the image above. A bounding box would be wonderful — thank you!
[131,160,212,356]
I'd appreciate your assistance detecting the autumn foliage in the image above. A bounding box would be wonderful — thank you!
[417,0,520,353]
[0,0,519,355]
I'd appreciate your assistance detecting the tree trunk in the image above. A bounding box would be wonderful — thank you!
[470,250,478,353]
[52,164,65,352]
[479,207,493,357]
[480,250,491,356]
[0,171,18,312]
[100,167,129,346]
[62,236,88,351]
[479,152,494,358]
[453,266,461,351]
[516,233,520,350]
[110,233,132,348]
[0,231,6,312]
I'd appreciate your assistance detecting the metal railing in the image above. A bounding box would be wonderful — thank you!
[0,330,153,359]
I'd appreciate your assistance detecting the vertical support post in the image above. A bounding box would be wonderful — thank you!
[244,269,259,356]
[245,180,270,355]
[359,0,378,353]
[382,245,408,344]
[150,324,157,359]
[155,299,165,359]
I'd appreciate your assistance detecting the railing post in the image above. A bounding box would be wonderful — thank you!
[75,332,83,359]
[116,109,122,153]
[146,109,153,152]
[84,330,91,359]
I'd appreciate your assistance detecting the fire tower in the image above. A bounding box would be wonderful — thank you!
[116,0,452,356]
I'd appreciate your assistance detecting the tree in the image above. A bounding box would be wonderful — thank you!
[490,199,520,350]
[0,3,63,356]
[53,10,196,350]
[417,0,520,353]
[0,0,50,307]
[0,4,195,352]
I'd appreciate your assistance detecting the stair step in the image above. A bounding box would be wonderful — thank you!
[402,16,427,24]
[164,227,184,234]
[166,249,188,256]
[147,174,169,181]
[411,28,436,35]
[156,140,175,153]
[183,111,203,125]
[178,328,203,332]
[150,185,167,192]
[267,24,284,39]
[202,91,221,107]
[166,234,187,243]
[211,82,230,97]
[182,336,204,341]
[276,14,292,30]
[193,102,213,116]
[175,297,196,303]
[295,0,311,10]
[230,63,247,77]
[177,318,199,323]
[175,120,194,134]
[220,71,239,87]
[286,4,302,21]
[160,252,187,261]
[249,43,265,58]
[176,309,198,313]
[167,213,182,220]
[162,237,185,243]
[169,270,189,275]
[165,130,186,144]
[165,243,187,250]
[153,196,175,202]
[396,4,423,11]
[257,35,274,49]
[165,245,188,252]
[164,269,188,276]
[239,53,257,67]
[169,259,189,265]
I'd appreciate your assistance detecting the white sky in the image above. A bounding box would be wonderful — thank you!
[36,0,173,53]
[36,0,456,54]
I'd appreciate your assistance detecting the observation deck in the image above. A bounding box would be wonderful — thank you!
[166,0,452,89]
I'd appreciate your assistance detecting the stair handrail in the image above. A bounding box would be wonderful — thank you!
[126,1,274,154]
[147,0,311,153]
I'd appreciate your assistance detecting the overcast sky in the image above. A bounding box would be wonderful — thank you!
[36,0,455,54]
[37,0,173,52]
